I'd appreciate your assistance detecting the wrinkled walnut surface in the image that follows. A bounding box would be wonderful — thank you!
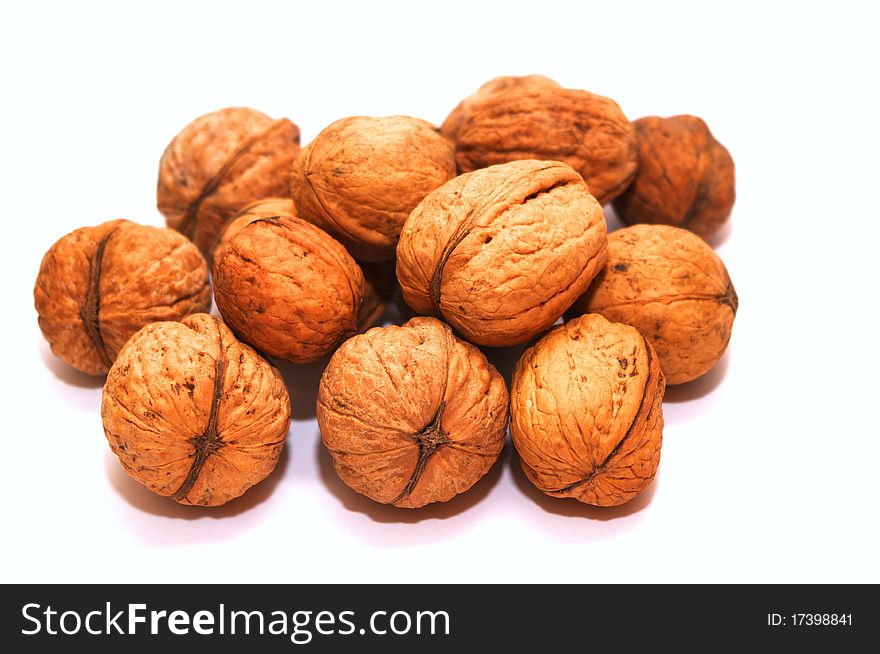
[397,160,607,347]
[102,314,290,506]
[34,219,210,376]
[158,107,301,258]
[443,80,637,204]
[570,225,737,384]
[318,317,508,508]
[441,75,561,143]
[290,115,456,261]
[219,199,389,335]
[613,115,735,238]
[215,197,297,254]
[214,215,364,363]
[511,314,665,506]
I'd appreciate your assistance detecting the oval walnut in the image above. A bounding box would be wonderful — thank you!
[217,201,390,336]
[569,225,737,384]
[291,115,456,262]
[397,160,607,347]
[511,314,665,507]
[213,215,364,364]
[613,115,735,238]
[443,79,637,204]
[102,314,290,506]
[441,74,561,143]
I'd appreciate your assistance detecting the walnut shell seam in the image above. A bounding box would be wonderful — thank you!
[170,317,227,501]
[587,284,739,316]
[536,335,662,496]
[80,224,121,369]
[428,162,591,313]
[176,118,291,241]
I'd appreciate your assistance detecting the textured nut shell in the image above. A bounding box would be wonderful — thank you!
[447,85,637,204]
[290,115,456,261]
[396,160,607,347]
[215,197,297,254]
[102,314,290,506]
[213,216,365,363]
[219,201,387,334]
[158,107,301,257]
[441,75,560,143]
[571,225,737,384]
[613,115,735,238]
[318,317,508,508]
[511,314,665,507]
[34,219,211,376]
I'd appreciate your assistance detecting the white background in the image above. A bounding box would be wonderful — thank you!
[1,0,878,584]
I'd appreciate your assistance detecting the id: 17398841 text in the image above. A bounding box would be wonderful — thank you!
[768,613,853,627]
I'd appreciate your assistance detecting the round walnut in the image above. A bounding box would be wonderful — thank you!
[213,215,365,363]
[442,79,637,204]
[102,314,290,506]
[318,317,508,508]
[157,107,301,258]
[34,219,210,376]
[396,160,607,348]
[511,314,665,507]
[569,225,738,384]
[613,115,735,238]
[290,115,456,262]
[215,197,296,255]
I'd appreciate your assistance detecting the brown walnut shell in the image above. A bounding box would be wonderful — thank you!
[213,215,365,363]
[102,314,290,506]
[317,317,508,508]
[158,107,301,258]
[613,115,735,238]
[570,225,737,384]
[396,160,607,347]
[443,81,637,204]
[218,200,388,334]
[34,219,211,376]
[290,115,456,262]
[215,197,297,255]
[441,75,561,143]
[511,314,665,507]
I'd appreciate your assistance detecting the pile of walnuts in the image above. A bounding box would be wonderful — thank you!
[34,77,737,510]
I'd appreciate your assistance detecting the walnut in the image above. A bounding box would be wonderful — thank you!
[34,219,210,376]
[218,200,390,334]
[157,107,301,258]
[396,160,607,347]
[213,215,365,363]
[441,75,560,143]
[613,115,735,238]
[102,314,290,506]
[318,317,508,508]
[570,225,737,384]
[290,115,456,262]
[442,79,637,204]
[215,197,296,255]
[511,314,665,507]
